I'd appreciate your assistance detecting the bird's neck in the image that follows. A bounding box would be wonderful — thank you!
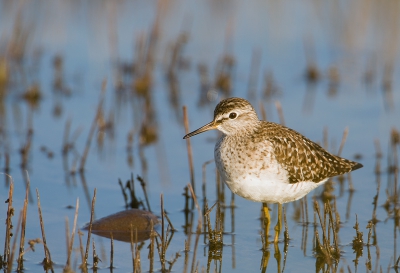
[226,120,262,138]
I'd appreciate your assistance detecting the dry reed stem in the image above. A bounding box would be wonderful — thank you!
[188,183,202,232]
[204,202,217,246]
[110,234,114,269]
[77,231,85,272]
[134,230,141,273]
[324,203,329,244]
[79,79,107,172]
[3,180,14,264]
[215,203,223,243]
[326,202,339,251]
[183,184,201,273]
[7,210,22,273]
[130,225,134,271]
[204,202,211,245]
[65,198,79,271]
[187,184,202,273]
[148,221,154,272]
[314,201,329,256]
[205,202,218,217]
[92,240,99,269]
[130,225,141,273]
[191,218,202,273]
[160,193,165,264]
[191,232,200,273]
[372,139,382,224]
[137,175,151,212]
[183,106,195,194]
[84,189,97,267]
[118,178,129,207]
[36,189,53,268]
[163,211,176,232]
[65,218,70,262]
[17,178,29,271]
[4,154,11,186]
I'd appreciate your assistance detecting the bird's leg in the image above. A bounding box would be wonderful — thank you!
[262,203,270,245]
[274,203,282,244]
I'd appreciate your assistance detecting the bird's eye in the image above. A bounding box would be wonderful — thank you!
[229,112,237,119]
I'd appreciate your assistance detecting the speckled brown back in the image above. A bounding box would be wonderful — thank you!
[259,122,362,183]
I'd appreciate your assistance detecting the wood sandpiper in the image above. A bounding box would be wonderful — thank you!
[183,97,363,243]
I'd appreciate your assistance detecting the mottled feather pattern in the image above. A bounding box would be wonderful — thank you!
[257,122,362,183]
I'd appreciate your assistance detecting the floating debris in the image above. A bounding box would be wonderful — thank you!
[83,209,159,243]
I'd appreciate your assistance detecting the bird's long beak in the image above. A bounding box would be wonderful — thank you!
[183,121,217,139]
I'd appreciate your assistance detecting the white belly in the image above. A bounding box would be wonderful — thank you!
[223,173,326,203]
[214,136,326,204]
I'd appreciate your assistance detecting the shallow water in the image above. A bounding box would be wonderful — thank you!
[0,1,399,272]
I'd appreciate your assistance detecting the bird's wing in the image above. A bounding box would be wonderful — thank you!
[268,126,361,183]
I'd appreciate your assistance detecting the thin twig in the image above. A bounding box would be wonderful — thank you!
[134,229,141,273]
[110,233,114,269]
[7,210,22,273]
[205,202,218,217]
[36,189,53,268]
[188,183,202,232]
[92,240,99,270]
[17,176,29,271]
[149,220,155,272]
[3,179,14,264]
[130,225,135,272]
[65,198,79,270]
[183,106,195,194]
[160,193,165,266]
[326,202,339,251]
[163,211,176,232]
[191,193,210,273]
[137,175,151,212]
[78,231,85,272]
[84,189,97,267]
